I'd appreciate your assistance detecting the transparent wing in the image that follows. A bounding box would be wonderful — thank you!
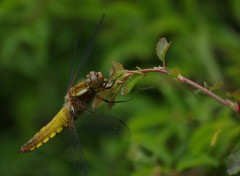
[67,100,130,176]
[67,120,88,176]
[77,101,131,139]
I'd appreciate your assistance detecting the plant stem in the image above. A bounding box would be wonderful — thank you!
[177,74,233,109]
[126,66,239,113]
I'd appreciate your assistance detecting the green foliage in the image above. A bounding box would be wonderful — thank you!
[210,82,223,91]
[230,89,240,100]
[203,81,223,92]
[120,73,145,96]
[170,68,180,78]
[1,1,240,176]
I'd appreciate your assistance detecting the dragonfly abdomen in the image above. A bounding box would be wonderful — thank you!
[19,108,70,153]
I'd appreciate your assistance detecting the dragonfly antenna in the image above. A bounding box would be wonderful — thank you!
[68,14,105,88]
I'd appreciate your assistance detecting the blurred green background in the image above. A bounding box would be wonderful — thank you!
[1,0,240,176]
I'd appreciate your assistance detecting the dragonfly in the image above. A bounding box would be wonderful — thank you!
[19,15,129,175]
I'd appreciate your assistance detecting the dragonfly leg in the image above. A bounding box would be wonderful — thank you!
[95,94,131,104]
[104,74,123,89]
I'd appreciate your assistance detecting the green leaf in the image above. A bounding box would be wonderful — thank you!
[227,145,240,175]
[231,89,240,100]
[210,82,223,91]
[156,38,171,66]
[177,155,219,171]
[121,73,145,95]
[109,61,126,80]
[112,61,125,71]
[204,81,210,90]
[170,67,180,78]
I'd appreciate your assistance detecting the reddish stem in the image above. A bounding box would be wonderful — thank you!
[125,67,238,113]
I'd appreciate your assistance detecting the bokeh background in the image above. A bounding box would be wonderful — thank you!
[1,0,240,176]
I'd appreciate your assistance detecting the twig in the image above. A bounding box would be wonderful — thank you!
[125,66,239,113]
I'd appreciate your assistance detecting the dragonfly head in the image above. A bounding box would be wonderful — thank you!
[85,71,104,91]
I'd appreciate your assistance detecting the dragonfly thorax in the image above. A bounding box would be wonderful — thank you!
[64,71,109,115]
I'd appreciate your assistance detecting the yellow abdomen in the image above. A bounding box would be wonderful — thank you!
[19,107,70,153]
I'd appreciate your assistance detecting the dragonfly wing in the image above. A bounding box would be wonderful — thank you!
[66,100,130,176]
[80,101,131,138]
[90,110,131,138]
[67,119,88,176]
